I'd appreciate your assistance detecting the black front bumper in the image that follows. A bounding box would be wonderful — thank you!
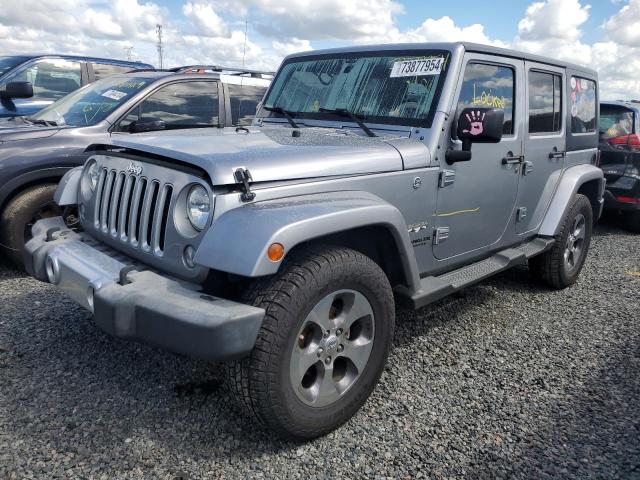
[24,218,265,361]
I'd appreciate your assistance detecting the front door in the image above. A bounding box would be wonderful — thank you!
[516,62,566,234]
[434,54,524,260]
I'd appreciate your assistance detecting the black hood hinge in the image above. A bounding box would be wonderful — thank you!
[234,168,256,202]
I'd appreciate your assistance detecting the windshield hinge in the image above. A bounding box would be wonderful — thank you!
[234,168,256,202]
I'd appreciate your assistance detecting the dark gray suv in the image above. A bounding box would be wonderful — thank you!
[0,68,271,265]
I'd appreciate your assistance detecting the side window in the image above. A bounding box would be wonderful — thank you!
[457,63,514,135]
[92,63,134,80]
[228,84,267,126]
[528,71,562,134]
[118,81,219,131]
[570,77,596,133]
[11,59,81,100]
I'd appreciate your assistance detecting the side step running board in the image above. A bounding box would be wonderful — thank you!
[398,237,555,310]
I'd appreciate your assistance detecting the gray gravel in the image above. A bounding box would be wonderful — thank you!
[1,220,639,479]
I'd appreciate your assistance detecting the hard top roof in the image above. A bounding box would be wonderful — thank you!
[284,42,598,77]
[601,100,640,112]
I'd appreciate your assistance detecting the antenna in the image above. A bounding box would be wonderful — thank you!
[242,19,248,69]
[123,46,133,61]
[156,24,164,69]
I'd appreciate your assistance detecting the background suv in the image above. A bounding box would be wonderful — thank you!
[0,66,272,265]
[599,100,640,231]
[0,55,152,119]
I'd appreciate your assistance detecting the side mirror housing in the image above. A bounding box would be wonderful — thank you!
[0,81,34,99]
[129,118,166,133]
[446,107,504,164]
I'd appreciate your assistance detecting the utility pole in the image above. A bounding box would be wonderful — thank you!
[242,19,248,69]
[123,46,133,61]
[156,24,164,69]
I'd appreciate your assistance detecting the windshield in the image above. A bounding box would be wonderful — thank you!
[262,50,450,128]
[29,76,153,127]
[0,56,30,77]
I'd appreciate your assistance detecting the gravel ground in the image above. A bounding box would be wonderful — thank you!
[0,219,639,479]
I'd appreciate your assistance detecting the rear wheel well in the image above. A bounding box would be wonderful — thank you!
[577,179,601,225]
[295,226,408,290]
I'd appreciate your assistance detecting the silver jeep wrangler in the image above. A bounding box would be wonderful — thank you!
[25,42,604,440]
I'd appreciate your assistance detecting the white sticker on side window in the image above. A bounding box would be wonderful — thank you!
[390,57,445,78]
[101,89,128,101]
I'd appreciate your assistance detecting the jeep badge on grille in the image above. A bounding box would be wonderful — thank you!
[126,162,143,176]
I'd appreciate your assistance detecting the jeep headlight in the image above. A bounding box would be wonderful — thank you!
[85,159,100,191]
[186,185,211,231]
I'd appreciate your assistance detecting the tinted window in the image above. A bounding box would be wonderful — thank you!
[10,59,81,100]
[600,105,634,140]
[571,77,596,133]
[0,56,30,77]
[263,50,450,128]
[457,63,514,134]
[528,71,562,133]
[93,63,134,80]
[118,81,219,131]
[228,84,267,125]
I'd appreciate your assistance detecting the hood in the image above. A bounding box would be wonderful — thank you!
[0,124,60,142]
[109,126,426,185]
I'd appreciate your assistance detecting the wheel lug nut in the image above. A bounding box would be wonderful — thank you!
[337,344,344,353]
[336,328,343,335]
[325,356,331,365]
[324,330,330,337]
[317,347,324,356]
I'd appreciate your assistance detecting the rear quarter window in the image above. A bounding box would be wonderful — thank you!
[570,77,596,134]
[600,106,634,139]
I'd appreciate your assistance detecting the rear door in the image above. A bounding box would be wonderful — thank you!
[433,54,524,260]
[515,62,566,234]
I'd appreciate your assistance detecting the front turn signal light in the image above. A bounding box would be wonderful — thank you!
[267,243,285,262]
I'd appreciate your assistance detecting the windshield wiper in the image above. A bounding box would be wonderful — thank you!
[27,118,58,127]
[319,107,376,137]
[262,106,299,128]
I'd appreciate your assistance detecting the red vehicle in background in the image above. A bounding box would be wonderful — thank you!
[599,100,640,232]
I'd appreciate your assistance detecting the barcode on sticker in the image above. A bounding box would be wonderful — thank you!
[390,57,444,78]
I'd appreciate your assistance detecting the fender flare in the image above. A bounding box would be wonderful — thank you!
[538,164,605,237]
[194,191,422,292]
[53,166,83,206]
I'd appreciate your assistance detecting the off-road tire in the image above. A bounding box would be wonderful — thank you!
[226,244,395,440]
[529,194,593,289]
[623,211,640,233]
[0,184,59,268]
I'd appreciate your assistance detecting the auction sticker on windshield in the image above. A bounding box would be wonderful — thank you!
[101,90,128,101]
[390,57,445,78]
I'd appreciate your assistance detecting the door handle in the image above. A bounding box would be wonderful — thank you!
[502,152,524,165]
[549,151,566,159]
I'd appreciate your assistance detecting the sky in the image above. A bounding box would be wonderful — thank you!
[0,0,639,99]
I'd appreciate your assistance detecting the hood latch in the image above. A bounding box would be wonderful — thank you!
[234,168,256,202]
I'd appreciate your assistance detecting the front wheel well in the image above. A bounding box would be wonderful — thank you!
[577,179,602,225]
[294,226,408,290]
[0,177,63,214]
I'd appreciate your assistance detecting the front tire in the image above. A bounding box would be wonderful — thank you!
[0,184,60,267]
[226,245,395,440]
[529,194,593,289]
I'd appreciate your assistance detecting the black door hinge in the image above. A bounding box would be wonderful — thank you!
[234,168,256,202]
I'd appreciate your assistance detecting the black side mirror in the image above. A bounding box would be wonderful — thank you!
[446,107,504,164]
[129,118,166,133]
[0,81,34,99]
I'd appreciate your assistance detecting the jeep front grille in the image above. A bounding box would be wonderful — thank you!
[94,167,174,256]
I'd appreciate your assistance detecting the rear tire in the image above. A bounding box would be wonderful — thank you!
[623,211,640,233]
[0,184,60,268]
[529,194,593,289]
[226,245,395,440]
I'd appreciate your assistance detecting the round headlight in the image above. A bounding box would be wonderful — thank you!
[86,160,100,191]
[187,185,211,231]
